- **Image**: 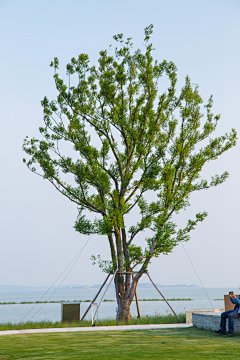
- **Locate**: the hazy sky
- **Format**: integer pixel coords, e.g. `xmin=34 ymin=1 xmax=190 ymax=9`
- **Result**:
xmin=0 ymin=0 xmax=239 ymax=288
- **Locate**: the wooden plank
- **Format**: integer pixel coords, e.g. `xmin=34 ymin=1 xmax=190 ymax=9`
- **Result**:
xmin=146 ymin=271 xmax=180 ymax=321
xmin=132 ymin=273 xmax=140 ymax=318
xmin=224 ymin=295 xmax=239 ymax=311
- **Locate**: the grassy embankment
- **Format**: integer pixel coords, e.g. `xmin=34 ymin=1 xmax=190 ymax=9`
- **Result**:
xmin=0 ymin=328 xmax=239 ymax=359
xmin=0 ymin=313 xmax=186 ymax=331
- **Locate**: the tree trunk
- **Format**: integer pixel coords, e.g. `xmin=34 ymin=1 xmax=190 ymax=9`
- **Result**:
xmin=117 ymin=298 xmax=132 ymax=322
xmin=115 ymin=274 xmax=133 ymax=322
xmin=114 ymin=228 xmax=125 ymax=301
xmin=113 ymin=224 xmax=143 ymax=322
xmin=115 ymin=267 xmax=146 ymax=322
xmin=115 ymin=273 xmax=141 ymax=322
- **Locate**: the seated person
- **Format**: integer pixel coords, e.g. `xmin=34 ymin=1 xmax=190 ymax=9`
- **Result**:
xmin=215 ymin=291 xmax=240 ymax=336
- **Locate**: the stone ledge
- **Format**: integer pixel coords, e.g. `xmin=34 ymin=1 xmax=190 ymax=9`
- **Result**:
xmin=186 ymin=309 xmax=223 ymax=324
xmin=192 ymin=311 xmax=240 ymax=333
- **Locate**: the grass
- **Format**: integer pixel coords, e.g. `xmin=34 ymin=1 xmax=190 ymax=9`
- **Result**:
xmin=0 ymin=327 xmax=240 ymax=359
xmin=0 ymin=298 xmax=192 ymax=305
xmin=0 ymin=313 xmax=186 ymax=331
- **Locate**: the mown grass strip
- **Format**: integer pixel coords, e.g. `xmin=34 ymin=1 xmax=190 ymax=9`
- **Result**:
xmin=0 ymin=327 xmax=239 ymax=359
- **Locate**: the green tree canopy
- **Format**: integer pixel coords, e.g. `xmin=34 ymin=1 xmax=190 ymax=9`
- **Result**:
xmin=23 ymin=25 xmax=237 ymax=321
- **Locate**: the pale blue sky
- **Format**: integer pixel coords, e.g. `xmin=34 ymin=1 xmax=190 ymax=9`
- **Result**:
xmin=0 ymin=0 xmax=239 ymax=287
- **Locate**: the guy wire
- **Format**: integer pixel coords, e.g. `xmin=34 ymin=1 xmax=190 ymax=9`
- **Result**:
xmin=181 ymin=243 xmax=214 ymax=309
xmin=21 ymin=235 xmax=93 ymax=323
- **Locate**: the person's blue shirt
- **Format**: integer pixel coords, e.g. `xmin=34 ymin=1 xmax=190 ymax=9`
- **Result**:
xmin=230 ymin=295 xmax=240 ymax=313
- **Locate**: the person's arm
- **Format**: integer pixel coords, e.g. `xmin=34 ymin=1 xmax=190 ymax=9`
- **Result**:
xmin=230 ymin=296 xmax=240 ymax=305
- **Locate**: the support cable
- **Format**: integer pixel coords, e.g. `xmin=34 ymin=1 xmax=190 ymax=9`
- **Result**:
xmin=181 ymin=243 xmax=214 ymax=309
xmin=20 ymin=235 xmax=93 ymax=323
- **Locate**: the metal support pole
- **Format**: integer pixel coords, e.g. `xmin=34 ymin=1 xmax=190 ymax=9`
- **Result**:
xmin=91 ymin=303 xmax=93 ymax=325
xmin=146 ymin=271 xmax=180 ymax=321
xmin=132 ymin=273 xmax=140 ymax=318
xmin=81 ymin=273 xmax=111 ymax=321
xmin=91 ymin=303 xmax=97 ymax=326
xmin=93 ymin=269 xmax=118 ymax=323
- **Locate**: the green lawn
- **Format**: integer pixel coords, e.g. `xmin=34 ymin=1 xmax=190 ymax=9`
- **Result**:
xmin=0 ymin=327 xmax=239 ymax=359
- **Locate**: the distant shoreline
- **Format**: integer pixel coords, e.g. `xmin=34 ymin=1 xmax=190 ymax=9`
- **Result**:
xmin=0 ymin=283 xmax=200 ymax=292
xmin=0 ymin=298 xmax=193 ymax=305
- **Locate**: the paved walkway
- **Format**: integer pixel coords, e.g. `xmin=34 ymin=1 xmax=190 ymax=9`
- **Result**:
xmin=0 ymin=323 xmax=192 ymax=336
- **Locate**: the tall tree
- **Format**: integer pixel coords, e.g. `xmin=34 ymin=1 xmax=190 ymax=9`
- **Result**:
xmin=23 ymin=25 xmax=237 ymax=321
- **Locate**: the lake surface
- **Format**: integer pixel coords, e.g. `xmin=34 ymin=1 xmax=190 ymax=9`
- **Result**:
xmin=0 ymin=286 xmax=238 ymax=324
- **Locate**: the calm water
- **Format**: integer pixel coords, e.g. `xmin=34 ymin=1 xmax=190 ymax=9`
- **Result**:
xmin=0 ymin=287 xmax=238 ymax=324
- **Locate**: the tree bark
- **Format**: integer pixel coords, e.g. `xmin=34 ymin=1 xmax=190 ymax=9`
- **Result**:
xmin=114 ymin=226 xmax=125 ymax=301
xmin=117 ymin=298 xmax=132 ymax=322
xmin=113 ymin=224 xmax=145 ymax=322
xmin=122 ymin=228 xmax=131 ymax=296
xmin=116 ymin=271 xmax=143 ymax=322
